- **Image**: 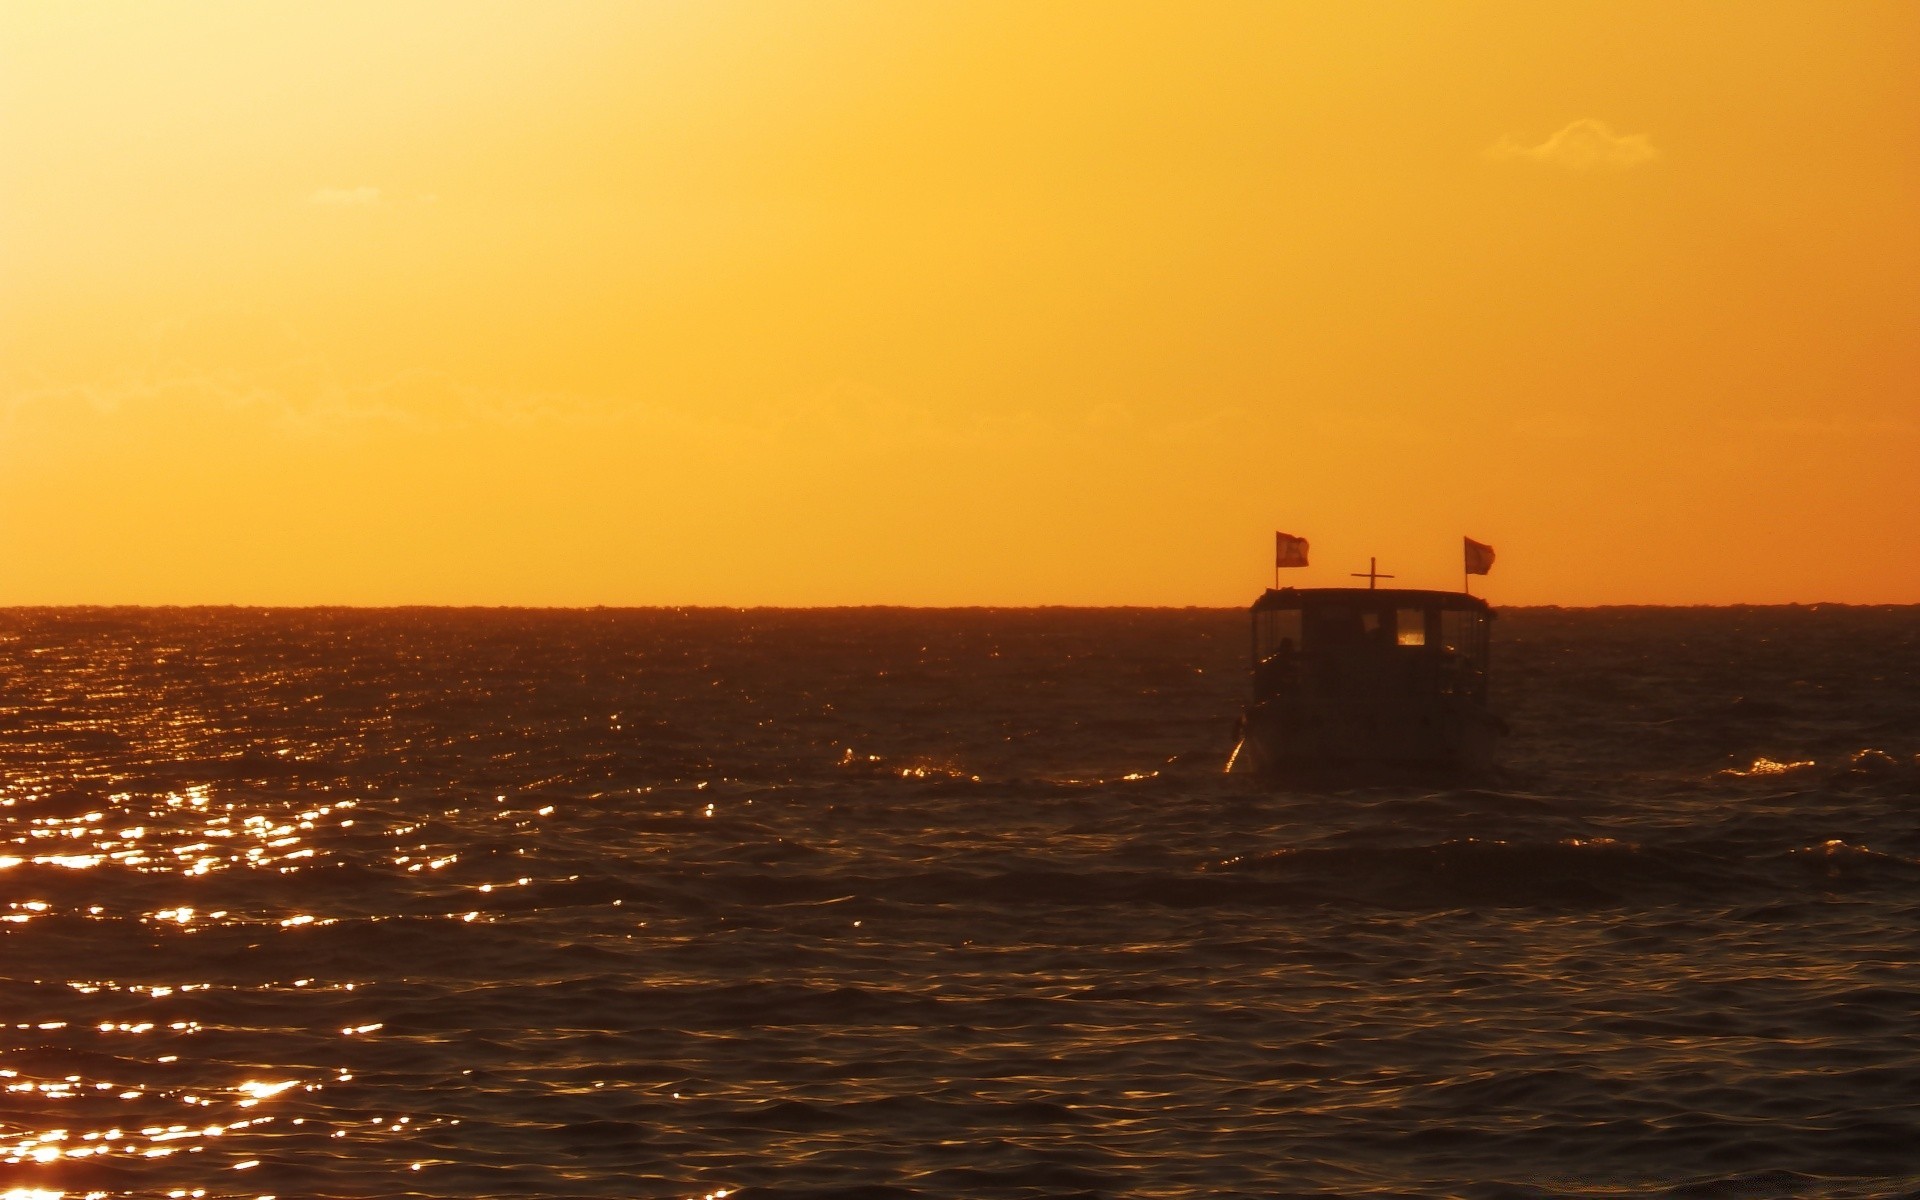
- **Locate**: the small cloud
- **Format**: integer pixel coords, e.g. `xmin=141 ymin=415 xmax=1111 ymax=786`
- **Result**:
xmin=1487 ymin=120 xmax=1657 ymax=171
xmin=308 ymin=185 xmax=383 ymax=207
xmin=1511 ymin=413 xmax=1595 ymax=440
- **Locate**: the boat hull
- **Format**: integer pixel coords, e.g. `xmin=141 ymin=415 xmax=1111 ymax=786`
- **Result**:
xmin=1232 ymin=693 xmax=1501 ymax=779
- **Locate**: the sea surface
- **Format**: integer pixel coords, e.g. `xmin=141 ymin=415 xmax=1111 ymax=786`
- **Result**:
xmin=2 ymin=605 xmax=1918 ymax=1200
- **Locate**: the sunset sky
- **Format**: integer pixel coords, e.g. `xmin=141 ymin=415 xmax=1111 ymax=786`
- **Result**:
xmin=3 ymin=1 xmax=1915 ymax=605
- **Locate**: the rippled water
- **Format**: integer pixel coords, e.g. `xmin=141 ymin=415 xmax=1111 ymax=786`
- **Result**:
xmin=2 ymin=605 xmax=1917 ymax=1199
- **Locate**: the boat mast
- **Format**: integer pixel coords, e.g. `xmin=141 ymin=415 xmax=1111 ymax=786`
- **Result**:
xmin=1350 ymin=558 xmax=1394 ymax=589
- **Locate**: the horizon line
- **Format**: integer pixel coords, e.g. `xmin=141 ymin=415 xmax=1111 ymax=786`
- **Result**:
xmin=0 ymin=600 xmax=1911 ymax=613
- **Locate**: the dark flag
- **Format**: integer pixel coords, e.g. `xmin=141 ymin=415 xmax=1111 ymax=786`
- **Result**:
xmin=1276 ymin=532 xmax=1310 ymax=568
xmin=1464 ymin=537 xmax=1496 ymax=576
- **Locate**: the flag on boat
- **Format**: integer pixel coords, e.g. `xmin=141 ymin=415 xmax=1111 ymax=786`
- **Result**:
xmin=1464 ymin=537 xmax=1496 ymax=575
xmin=1276 ymin=532 xmax=1310 ymax=568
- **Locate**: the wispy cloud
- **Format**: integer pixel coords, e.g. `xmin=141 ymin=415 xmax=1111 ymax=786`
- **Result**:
xmin=1487 ymin=120 xmax=1657 ymax=171
xmin=2 ymin=365 xmax=1254 ymax=461
xmin=1725 ymin=415 xmax=1916 ymax=438
xmin=308 ymin=185 xmax=383 ymax=207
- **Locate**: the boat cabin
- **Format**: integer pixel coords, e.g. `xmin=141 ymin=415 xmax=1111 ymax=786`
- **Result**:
xmin=1251 ymin=586 xmax=1492 ymax=704
xmin=1259 ymin=583 xmax=1497 ymax=687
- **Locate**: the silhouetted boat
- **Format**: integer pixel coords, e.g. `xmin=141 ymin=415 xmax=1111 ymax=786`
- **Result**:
xmin=1228 ymin=585 xmax=1502 ymax=778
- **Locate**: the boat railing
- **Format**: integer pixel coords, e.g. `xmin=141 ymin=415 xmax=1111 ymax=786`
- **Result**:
xmin=1254 ymin=642 xmax=1485 ymax=703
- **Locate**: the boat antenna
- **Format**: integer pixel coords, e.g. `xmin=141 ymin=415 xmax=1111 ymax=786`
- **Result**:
xmin=1350 ymin=557 xmax=1394 ymax=589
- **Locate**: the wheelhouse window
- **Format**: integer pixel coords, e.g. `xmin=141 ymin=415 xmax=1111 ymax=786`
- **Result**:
xmin=1395 ymin=608 xmax=1428 ymax=646
xmin=1441 ymin=609 xmax=1488 ymax=660
xmin=1255 ymin=608 xmax=1302 ymax=659
xmin=1304 ymin=605 xmax=1362 ymax=648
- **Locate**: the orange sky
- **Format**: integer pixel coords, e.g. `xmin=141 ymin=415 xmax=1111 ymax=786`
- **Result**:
xmin=3 ymin=1 xmax=1915 ymax=605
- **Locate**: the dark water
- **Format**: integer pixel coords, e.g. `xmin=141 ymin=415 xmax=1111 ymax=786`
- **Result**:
xmin=2 ymin=605 xmax=1918 ymax=1200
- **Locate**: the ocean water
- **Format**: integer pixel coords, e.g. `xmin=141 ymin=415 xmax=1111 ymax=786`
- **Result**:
xmin=2 ymin=605 xmax=1917 ymax=1200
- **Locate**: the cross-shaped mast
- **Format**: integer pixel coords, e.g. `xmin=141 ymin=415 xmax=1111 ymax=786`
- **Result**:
xmin=1350 ymin=557 xmax=1395 ymax=589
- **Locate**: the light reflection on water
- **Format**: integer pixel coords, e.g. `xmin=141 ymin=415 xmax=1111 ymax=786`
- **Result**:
xmin=0 ymin=769 xmax=458 ymax=1194
xmin=0 ymin=786 xmax=359 ymax=878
